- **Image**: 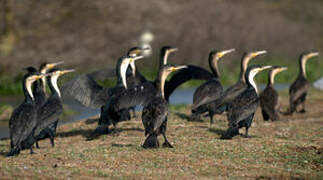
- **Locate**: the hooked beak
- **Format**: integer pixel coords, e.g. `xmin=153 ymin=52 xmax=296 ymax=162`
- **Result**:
xmin=307 ymin=52 xmax=319 ymax=59
xmin=34 ymin=74 xmax=47 ymax=80
xmin=169 ymin=47 xmax=178 ymax=53
xmin=172 ymin=65 xmax=187 ymax=72
xmin=218 ymin=48 xmax=235 ymax=58
xmin=47 ymin=61 xmax=64 ymax=69
xmin=259 ymin=65 xmax=272 ymax=72
xmin=60 ymin=69 xmax=75 ymax=75
xmin=130 ymin=55 xmax=144 ymax=63
xmin=251 ymin=50 xmax=267 ymax=58
xmin=279 ymin=67 xmax=288 ymax=72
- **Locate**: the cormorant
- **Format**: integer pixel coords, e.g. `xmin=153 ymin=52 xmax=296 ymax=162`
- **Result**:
xmin=32 ymin=68 xmax=75 ymax=148
xmin=8 ymin=72 xmax=46 ymax=156
xmin=222 ymin=65 xmax=271 ymax=139
xmin=288 ymin=52 xmax=319 ymax=114
xmin=62 ymin=55 xmax=143 ymax=108
xmin=24 ymin=62 xmax=64 ymax=148
xmin=200 ymin=51 xmax=267 ymax=116
xmin=141 ymin=65 xmax=186 ymax=148
xmin=190 ymin=49 xmax=235 ymax=124
xmin=260 ymin=66 xmax=287 ymax=121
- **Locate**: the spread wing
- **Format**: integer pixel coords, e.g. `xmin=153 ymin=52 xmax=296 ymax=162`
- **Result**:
xmin=61 ymin=74 xmax=111 ymax=108
xmin=164 ymin=65 xmax=214 ymax=101
xmin=112 ymin=82 xmax=156 ymax=111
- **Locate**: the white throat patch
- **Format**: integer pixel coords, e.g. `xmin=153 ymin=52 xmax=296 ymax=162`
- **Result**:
xmin=51 ymin=74 xmax=61 ymax=98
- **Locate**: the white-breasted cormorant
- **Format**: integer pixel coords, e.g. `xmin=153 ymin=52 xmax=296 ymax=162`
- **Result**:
xmin=288 ymin=52 xmax=319 ymax=114
xmin=260 ymin=66 xmax=287 ymax=121
xmin=190 ymin=49 xmax=235 ymax=124
xmin=8 ymin=72 xmax=46 ymax=156
xmin=222 ymin=65 xmax=271 ymax=139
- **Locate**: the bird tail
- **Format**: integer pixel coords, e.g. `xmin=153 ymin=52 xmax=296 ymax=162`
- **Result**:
xmin=142 ymin=134 xmax=159 ymax=148
xmin=221 ymin=127 xmax=239 ymax=140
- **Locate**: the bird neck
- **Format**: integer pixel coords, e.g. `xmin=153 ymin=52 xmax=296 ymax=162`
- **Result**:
xmin=299 ymin=56 xmax=307 ymax=78
xmin=48 ymin=75 xmax=61 ymax=98
xmin=159 ymin=50 xmax=169 ymax=68
xmin=246 ymin=71 xmax=258 ymax=94
xmin=267 ymin=70 xmax=276 ymax=87
xmin=116 ymin=61 xmax=128 ymax=89
xmin=23 ymin=79 xmax=35 ymax=104
xmin=239 ymin=55 xmax=249 ymax=83
xmin=209 ymin=56 xmax=220 ymax=78
xmin=156 ymin=70 xmax=168 ymax=99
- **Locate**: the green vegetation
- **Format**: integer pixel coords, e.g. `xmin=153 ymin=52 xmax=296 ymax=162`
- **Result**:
xmin=0 ymin=93 xmax=322 ymax=179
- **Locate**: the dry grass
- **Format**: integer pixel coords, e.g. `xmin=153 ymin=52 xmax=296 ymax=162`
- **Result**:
xmin=0 ymin=95 xmax=322 ymax=179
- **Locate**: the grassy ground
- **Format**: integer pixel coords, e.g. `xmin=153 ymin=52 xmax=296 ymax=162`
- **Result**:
xmin=0 ymin=90 xmax=322 ymax=179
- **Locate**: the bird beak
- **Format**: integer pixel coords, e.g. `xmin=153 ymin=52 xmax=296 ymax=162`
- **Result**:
xmin=251 ymin=50 xmax=267 ymax=58
xmin=307 ymin=52 xmax=319 ymax=59
xmin=60 ymin=69 xmax=75 ymax=75
xmin=34 ymin=74 xmax=46 ymax=80
xmin=172 ymin=65 xmax=187 ymax=72
xmin=131 ymin=55 xmax=144 ymax=62
xmin=259 ymin=65 xmax=272 ymax=72
xmin=47 ymin=61 xmax=64 ymax=69
xmin=218 ymin=48 xmax=235 ymax=58
xmin=169 ymin=48 xmax=178 ymax=53
xmin=279 ymin=67 xmax=288 ymax=72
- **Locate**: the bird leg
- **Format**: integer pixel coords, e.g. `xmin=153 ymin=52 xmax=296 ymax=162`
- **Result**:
xmin=50 ymin=136 xmax=55 ymax=147
xmin=36 ymin=141 xmax=40 ymax=149
xmin=299 ymin=102 xmax=306 ymax=113
xmin=30 ymin=146 xmax=34 ymax=154
xmin=209 ymin=111 xmax=214 ymax=126
xmin=162 ymin=133 xmax=173 ymax=148
xmin=244 ymin=127 xmax=250 ymax=138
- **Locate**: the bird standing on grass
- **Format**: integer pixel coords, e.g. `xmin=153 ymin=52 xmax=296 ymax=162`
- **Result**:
xmin=141 ymin=65 xmax=187 ymax=148
xmin=190 ymin=49 xmax=235 ymax=124
xmin=222 ymin=65 xmax=271 ymax=139
xmin=260 ymin=66 xmax=287 ymax=121
xmin=288 ymin=52 xmax=319 ymax=114
xmin=8 ymin=72 xmax=46 ymax=156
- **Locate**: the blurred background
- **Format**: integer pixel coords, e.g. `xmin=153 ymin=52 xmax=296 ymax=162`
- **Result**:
xmin=0 ymin=0 xmax=322 ymax=95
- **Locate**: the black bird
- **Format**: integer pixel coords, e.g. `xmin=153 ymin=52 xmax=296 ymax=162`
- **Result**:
xmin=32 ymin=68 xmax=75 ymax=148
xmin=260 ymin=66 xmax=287 ymax=121
xmin=93 ymin=56 xmax=144 ymax=133
xmin=142 ymin=65 xmax=187 ymax=148
xmin=8 ymin=72 xmax=45 ymax=156
xmin=204 ymin=51 xmax=267 ymax=115
xmin=288 ymin=52 xmax=319 ymax=114
xmin=222 ymin=65 xmax=271 ymax=139
xmin=24 ymin=62 xmax=64 ymax=148
xmin=190 ymin=49 xmax=235 ymax=124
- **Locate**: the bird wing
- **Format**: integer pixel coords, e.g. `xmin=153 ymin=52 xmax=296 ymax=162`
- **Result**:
xmin=112 ymin=82 xmax=156 ymax=111
xmin=142 ymin=98 xmax=168 ymax=134
xmin=260 ymin=87 xmax=279 ymax=117
xmin=192 ymin=79 xmax=223 ymax=110
xmin=164 ymin=65 xmax=214 ymax=101
xmin=35 ymin=97 xmax=63 ymax=136
xmin=9 ymin=104 xmax=37 ymax=147
xmin=289 ymin=76 xmax=310 ymax=103
xmin=227 ymin=88 xmax=259 ymax=126
xmin=61 ymin=74 xmax=111 ymax=108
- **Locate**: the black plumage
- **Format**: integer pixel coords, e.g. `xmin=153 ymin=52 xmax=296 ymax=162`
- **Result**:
xmin=222 ymin=65 xmax=271 ymax=139
xmin=24 ymin=62 xmax=63 ymax=148
xmin=288 ymin=52 xmax=319 ymax=114
xmin=8 ymin=72 xmax=45 ymax=156
xmin=205 ymin=51 xmax=267 ymax=115
xmin=190 ymin=49 xmax=235 ymax=124
xmin=260 ymin=66 xmax=287 ymax=121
